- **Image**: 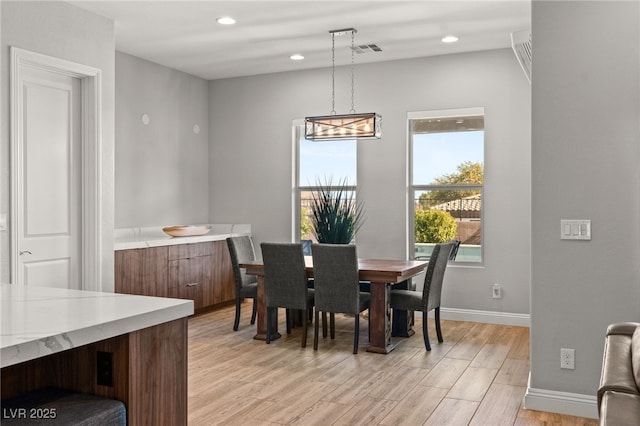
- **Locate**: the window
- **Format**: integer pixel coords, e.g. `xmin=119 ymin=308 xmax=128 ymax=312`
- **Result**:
xmin=293 ymin=124 xmax=357 ymax=242
xmin=409 ymin=108 xmax=484 ymax=263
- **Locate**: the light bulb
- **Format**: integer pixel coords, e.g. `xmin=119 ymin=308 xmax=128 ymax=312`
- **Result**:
xmin=217 ymin=17 xmax=236 ymax=25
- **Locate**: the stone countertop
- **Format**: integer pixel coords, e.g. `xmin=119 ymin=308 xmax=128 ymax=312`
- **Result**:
xmin=0 ymin=284 xmax=194 ymax=368
xmin=114 ymin=224 xmax=251 ymax=250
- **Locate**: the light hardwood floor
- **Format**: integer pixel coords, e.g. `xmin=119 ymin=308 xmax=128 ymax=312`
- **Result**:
xmin=188 ymin=303 xmax=598 ymax=426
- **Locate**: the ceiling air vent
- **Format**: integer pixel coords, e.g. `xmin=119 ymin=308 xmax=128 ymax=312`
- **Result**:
xmin=511 ymin=30 xmax=531 ymax=84
xmin=351 ymin=44 xmax=383 ymax=54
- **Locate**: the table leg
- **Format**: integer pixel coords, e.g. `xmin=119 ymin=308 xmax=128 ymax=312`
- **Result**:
xmin=367 ymin=282 xmax=399 ymax=354
xmin=391 ymin=279 xmax=415 ymax=338
xmin=253 ymin=275 xmax=280 ymax=341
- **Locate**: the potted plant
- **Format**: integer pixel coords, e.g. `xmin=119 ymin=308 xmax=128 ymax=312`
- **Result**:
xmin=309 ymin=177 xmax=365 ymax=244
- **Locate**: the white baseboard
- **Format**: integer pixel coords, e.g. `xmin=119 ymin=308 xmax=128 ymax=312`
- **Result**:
xmin=524 ymin=374 xmax=599 ymax=419
xmin=419 ymin=307 xmax=530 ymax=327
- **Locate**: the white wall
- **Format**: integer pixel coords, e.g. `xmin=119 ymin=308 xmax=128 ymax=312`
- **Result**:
xmin=0 ymin=1 xmax=115 ymax=289
xmin=528 ymin=0 xmax=640 ymax=417
xmin=115 ymin=52 xmax=210 ymax=228
xmin=209 ymin=48 xmax=532 ymax=316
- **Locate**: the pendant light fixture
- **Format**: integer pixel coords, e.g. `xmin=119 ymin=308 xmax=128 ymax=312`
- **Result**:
xmin=305 ymin=28 xmax=382 ymax=141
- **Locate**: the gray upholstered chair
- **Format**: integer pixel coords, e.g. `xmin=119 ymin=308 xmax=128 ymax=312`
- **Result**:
xmin=390 ymin=241 xmax=455 ymax=351
xmin=392 ymin=239 xmax=461 ymax=335
xmin=261 ymin=242 xmax=314 ymax=347
xmin=448 ymin=239 xmax=461 ymax=261
xmin=311 ymin=244 xmax=370 ymax=354
xmin=226 ymin=236 xmax=258 ymax=331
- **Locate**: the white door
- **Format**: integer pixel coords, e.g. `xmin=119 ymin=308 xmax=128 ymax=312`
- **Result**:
xmin=14 ymin=65 xmax=82 ymax=289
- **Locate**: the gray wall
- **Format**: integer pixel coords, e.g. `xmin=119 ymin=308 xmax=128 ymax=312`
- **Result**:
xmin=0 ymin=1 xmax=115 ymax=289
xmin=530 ymin=0 xmax=640 ymax=406
xmin=115 ymin=52 xmax=210 ymax=228
xmin=209 ymin=48 xmax=532 ymax=316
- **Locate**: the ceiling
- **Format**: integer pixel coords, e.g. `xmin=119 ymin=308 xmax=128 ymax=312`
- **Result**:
xmin=69 ymin=0 xmax=531 ymax=80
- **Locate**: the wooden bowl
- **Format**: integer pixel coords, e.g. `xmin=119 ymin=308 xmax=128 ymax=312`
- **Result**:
xmin=162 ymin=225 xmax=211 ymax=237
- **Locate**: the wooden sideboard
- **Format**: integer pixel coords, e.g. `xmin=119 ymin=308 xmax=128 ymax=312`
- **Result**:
xmin=115 ymin=240 xmax=235 ymax=311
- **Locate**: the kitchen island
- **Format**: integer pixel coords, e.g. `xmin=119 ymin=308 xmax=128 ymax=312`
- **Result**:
xmin=1 ymin=284 xmax=193 ymax=425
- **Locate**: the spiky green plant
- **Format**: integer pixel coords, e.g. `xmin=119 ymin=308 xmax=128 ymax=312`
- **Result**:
xmin=309 ymin=177 xmax=365 ymax=244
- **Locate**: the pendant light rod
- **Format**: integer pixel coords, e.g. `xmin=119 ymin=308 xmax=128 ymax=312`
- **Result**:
xmin=350 ymin=29 xmax=355 ymax=114
xmin=331 ymin=30 xmax=336 ymax=114
xmin=329 ymin=28 xmax=357 ymax=115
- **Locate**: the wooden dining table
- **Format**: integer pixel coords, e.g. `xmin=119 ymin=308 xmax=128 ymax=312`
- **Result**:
xmin=239 ymin=256 xmax=428 ymax=354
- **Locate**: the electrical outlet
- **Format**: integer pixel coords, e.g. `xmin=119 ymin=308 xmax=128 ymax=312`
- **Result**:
xmin=561 ymin=348 xmax=575 ymax=370
xmin=492 ymin=284 xmax=502 ymax=299
xmin=97 ymin=351 xmax=114 ymax=386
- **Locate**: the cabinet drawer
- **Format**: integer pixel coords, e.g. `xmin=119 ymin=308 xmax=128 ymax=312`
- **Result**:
xmin=167 ymin=281 xmax=204 ymax=308
xmin=168 ymin=257 xmax=205 ymax=309
xmin=168 ymin=242 xmax=215 ymax=260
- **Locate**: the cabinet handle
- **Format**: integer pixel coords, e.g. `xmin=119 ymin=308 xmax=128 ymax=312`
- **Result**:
xmin=186 ymin=282 xmax=199 ymax=287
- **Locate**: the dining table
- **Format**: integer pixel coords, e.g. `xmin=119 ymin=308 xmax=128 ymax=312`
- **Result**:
xmin=239 ymin=256 xmax=428 ymax=354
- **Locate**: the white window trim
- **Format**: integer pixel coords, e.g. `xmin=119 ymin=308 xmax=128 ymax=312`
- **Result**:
xmin=292 ymin=120 xmax=304 ymax=242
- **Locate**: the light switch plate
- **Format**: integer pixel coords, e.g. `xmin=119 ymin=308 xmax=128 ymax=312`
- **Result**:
xmin=560 ymin=219 xmax=591 ymax=240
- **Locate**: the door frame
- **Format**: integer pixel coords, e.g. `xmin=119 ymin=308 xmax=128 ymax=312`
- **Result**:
xmin=10 ymin=47 xmax=103 ymax=290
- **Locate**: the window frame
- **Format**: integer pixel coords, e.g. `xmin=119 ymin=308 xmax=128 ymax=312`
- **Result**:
xmin=407 ymin=107 xmax=485 ymax=265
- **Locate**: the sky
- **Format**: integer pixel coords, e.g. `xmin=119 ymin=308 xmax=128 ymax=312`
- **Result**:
xmin=298 ymin=130 xmax=483 ymax=186
xmin=299 ymin=138 xmax=357 ymax=185
xmin=412 ymin=131 xmax=484 ymax=184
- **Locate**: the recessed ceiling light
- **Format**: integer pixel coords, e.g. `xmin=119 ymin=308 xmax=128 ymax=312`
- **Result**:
xmin=442 ymin=35 xmax=459 ymax=43
xmin=290 ymin=54 xmax=304 ymax=61
xmin=216 ymin=16 xmax=236 ymax=25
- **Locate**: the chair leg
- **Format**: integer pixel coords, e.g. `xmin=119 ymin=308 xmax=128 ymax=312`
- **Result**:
xmin=322 ymin=312 xmax=328 ymax=338
xmin=301 ymin=312 xmax=308 ymax=348
xmin=422 ymin=311 xmax=431 ymax=351
xmin=233 ymin=298 xmax=241 ymax=331
xmin=313 ymin=309 xmax=320 ymax=350
xmin=435 ymin=307 xmax=443 ymax=343
xmin=353 ymin=314 xmax=360 ymax=354
xmin=330 ymin=313 xmax=336 ymax=339
xmin=250 ymin=298 xmax=257 ymax=325
xmin=266 ymin=307 xmax=272 ymax=344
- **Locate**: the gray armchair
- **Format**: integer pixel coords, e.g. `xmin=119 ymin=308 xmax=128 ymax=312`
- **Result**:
xmin=226 ymin=236 xmax=258 ymax=331
xmin=390 ymin=241 xmax=456 ymax=351
xmin=311 ymin=244 xmax=370 ymax=354
xmin=261 ymin=242 xmax=314 ymax=347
